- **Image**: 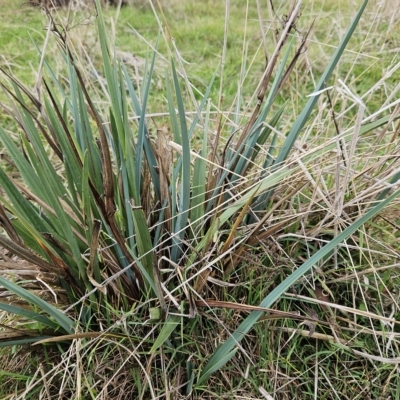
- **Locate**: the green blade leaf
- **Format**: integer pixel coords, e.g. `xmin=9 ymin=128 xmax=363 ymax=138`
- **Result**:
xmin=274 ymin=0 xmax=368 ymax=166
xmin=197 ymin=184 xmax=400 ymax=385
xmin=0 ymin=302 xmax=58 ymax=331
xmin=190 ymin=99 xmax=211 ymax=236
xmin=170 ymin=60 xmax=191 ymax=262
xmin=122 ymin=63 xmax=161 ymax=201
xmin=232 ymin=37 xmax=294 ymax=178
xmin=150 ymin=315 xmax=180 ymax=353
xmin=135 ymin=38 xmax=158 ymax=201
xmin=197 ymin=348 xmax=238 ymax=387
xmin=0 ymin=276 xmax=75 ymax=334
xmin=0 ymin=336 xmax=55 ymax=348
xmin=132 ymin=207 xmax=155 ymax=290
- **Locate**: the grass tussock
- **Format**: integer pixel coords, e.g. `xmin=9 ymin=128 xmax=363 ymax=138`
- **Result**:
xmin=0 ymin=0 xmax=400 ymax=399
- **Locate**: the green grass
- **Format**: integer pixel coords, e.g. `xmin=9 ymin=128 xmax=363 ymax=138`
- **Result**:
xmin=0 ymin=0 xmax=400 ymax=399
xmin=0 ymin=5 xmax=45 ymax=67
xmin=2 ymin=0 xmax=397 ymax=110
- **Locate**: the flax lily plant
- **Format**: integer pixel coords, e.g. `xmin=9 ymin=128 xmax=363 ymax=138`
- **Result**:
xmin=0 ymin=0 xmax=399 ymax=396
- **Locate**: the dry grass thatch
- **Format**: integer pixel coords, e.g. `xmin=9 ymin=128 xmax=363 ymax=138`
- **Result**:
xmin=29 ymin=0 xmax=128 ymax=9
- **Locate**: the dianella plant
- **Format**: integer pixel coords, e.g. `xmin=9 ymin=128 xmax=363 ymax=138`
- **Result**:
xmin=0 ymin=0 xmax=399 ymax=395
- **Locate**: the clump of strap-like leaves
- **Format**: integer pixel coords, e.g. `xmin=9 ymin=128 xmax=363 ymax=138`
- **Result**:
xmin=1 ymin=0 xmax=399 ymax=396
